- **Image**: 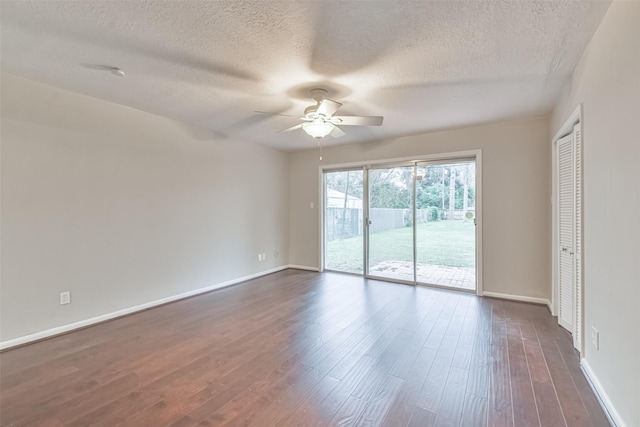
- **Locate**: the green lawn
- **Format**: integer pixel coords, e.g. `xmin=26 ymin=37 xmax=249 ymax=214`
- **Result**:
xmin=326 ymin=221 xmax=475 ymax=273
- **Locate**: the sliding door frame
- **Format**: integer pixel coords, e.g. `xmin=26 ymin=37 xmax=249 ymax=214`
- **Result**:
xmin=319 ymin=149 xmax=483 ymax=296
xmin=413 ymin=158 xmax=478 ymax=293
xmin=321 ymin=167 xmax=367 ymax=276
xmin=364 ymin=161 xmax=418 ymax=286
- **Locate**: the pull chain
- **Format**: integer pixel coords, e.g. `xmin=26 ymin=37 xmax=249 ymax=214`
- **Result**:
xmin=318 ymin=139 xmax=323 ymax=161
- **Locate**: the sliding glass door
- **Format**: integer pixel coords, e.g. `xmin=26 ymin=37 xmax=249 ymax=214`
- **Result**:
xmin=323 ymin=157 xmax=477 ymax=292
xmin=324 ymin=169 xmax=364 ymax=274
xmin=366 ymin=165 xmax=415 ymax=283
xmin=415 ymin=161 xmax=476 ymax=290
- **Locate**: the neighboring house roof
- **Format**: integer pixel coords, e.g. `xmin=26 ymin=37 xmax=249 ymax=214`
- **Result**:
xmin=326 ymin=189 xmax=363 ymax=209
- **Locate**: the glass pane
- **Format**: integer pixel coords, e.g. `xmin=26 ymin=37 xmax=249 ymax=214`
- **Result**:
xmin=324 ymin=170 xmax=364 ymax=273
xmin=415 ymin=161 xmax=476 ymax=290
xmin=367 ymin=166 xmax=415 ymax=282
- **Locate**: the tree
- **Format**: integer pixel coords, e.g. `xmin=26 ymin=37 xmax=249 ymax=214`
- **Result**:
xmin=370 ymin=181 xmax=410 ymax=208
xmin=448 ymin=167 xmax=456 ymax=219
xmin=325 ymin=170 xmax=363 ymax=198
xmin=368 ymin=168 xmax=412 ymax=209
xmin=341 ymin=170 xmax=351 ymax=236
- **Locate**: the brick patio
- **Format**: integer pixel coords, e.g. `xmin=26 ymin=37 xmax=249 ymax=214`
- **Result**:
xmin=369 ymin=260 xmax=476 ymax=290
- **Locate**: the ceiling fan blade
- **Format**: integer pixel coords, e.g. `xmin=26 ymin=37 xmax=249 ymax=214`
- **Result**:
xmin=330 ymin=126 xmax=346 ymax=138
xmin=317 ymin=99 xmax=342 ymax=117
xmin=254 ymin=111 xmax=300 ymax=118
xmin=331 ymin=115 xmax=384 ymax=126
xmin=81 ymin=63 xmax=118 ymax=71
xmin=278 ymin=123 xmax=303 ymax=133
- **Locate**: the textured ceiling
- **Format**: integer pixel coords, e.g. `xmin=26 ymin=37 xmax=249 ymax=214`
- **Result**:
xmin=0 ymin=1 xmax=611 ymax=151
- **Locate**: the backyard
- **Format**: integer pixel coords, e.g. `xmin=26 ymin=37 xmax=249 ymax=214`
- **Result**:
xmin=326 ymin=220 xmax=475 ymax=274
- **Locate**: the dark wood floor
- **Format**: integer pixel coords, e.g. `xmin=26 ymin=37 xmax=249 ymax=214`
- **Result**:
xmin=0 ymin=270 xmax=609 ymax=426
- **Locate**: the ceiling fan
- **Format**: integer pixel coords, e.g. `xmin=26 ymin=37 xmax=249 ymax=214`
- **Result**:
xmin=258 ymin=88 xmax=383 ymax=139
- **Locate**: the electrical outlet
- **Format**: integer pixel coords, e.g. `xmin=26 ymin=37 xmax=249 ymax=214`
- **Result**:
xmin=274 ymin=250 xmax=279 ymax=259
xmin=257 ymin=254 xmax=262 ymax=262
xmin=262 ymin=253 xmax=266 ymax=261
xmin=591 ymin=326 xmax=599 ymax=350
xmin=60 ymin=291 xmax=71 ymax=305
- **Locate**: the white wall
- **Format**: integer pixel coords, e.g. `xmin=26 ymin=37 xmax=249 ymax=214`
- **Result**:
xmin=0 ymin=73 xmax=289 ymax=343
xmin=552 ymin=1 xmax=640 ymax=425
xmin=289 ymin=117 xmax=551 ymax=300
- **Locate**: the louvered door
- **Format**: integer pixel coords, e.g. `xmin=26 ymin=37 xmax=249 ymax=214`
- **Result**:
xmin=557 ymin=134 xmax=575 ymax=333
xmin=573 ymin=124 xmax=583 ymax=351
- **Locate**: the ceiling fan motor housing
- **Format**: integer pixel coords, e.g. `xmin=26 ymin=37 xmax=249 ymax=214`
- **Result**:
xmin=309 ymin=88 xmax=329 ymax=102
xmin=305 ymin=88 xmax=329 ymax=119
xmin=304 ymin=105 xmax=320 ymax=118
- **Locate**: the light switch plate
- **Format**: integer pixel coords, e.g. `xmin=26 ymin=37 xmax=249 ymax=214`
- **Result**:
xmin=60 ymin=291 xmax=71 ymax=305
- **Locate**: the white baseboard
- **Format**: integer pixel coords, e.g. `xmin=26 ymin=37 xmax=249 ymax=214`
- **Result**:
xmin=547 ymin=300 xmax=555 ymax=315
xmin=581 ymin=358 xmax=626 ymax=427
xmin=288 ymin=264 xmax=320 ymax=272
xmin=481 ymin=291 xmax=550 ymax=307
xmin=0 ymin=265 xmax=290 ymax=351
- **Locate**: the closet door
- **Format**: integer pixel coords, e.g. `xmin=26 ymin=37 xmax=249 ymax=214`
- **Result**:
xmin=573 ymin=124 xmax=583 ymax=351
xmin=557 ymin=134 xmax=576 ymax=333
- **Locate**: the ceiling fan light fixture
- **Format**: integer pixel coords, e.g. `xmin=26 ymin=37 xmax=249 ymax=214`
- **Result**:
xmin=302 ymin=120 xmax=334 ymax=139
